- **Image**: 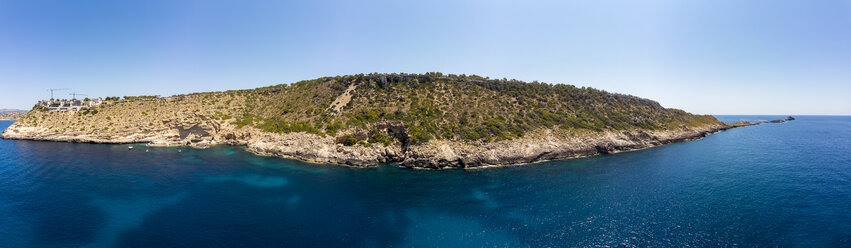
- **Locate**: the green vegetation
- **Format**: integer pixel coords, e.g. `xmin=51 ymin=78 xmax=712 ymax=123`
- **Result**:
xmin=325 ymin=120 xmax=343 ymax=136
xmin=30 ymin=73 xmax=720 ymax=146
xmin=367 ymin=129 xmax=393 ymax=145
xmin=341 ymin=134 xmax=359 ymax=146
xmin=213 ymin=73 xmax=721 ymax=144
xmin=32 ymin=105 xmax=49 ymax=112
xmin=123 ymin=95 xmax=159 ymax=100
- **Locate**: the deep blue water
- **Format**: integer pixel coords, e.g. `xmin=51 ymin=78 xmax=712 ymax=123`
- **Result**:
xmin=0 ymin=116 xmax=849 ymax=247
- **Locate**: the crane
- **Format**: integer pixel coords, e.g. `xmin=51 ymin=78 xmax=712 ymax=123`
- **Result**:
xmin=47 ymin=88 xmax=70 ymax=99
xmin=69 ymin=92 xmax=87 ymax=100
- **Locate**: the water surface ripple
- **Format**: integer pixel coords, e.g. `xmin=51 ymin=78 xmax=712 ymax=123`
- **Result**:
xmin=0 ymin=116 xmax=849 ymax=247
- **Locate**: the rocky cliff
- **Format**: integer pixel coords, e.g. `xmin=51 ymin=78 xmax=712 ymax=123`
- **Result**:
xmin=1 ymin=73 xmax=758 ymax=169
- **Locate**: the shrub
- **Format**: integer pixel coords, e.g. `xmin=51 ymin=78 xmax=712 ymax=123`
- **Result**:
xmin=325 ymin=120 xmax=343 ymax=136
xmin=367 ymin=129 xmax=392 ymax=145
xmin=341 ymin=134 xmax=358 ymax=146
xmin=407 ymin=126 xmax=432 ymax=144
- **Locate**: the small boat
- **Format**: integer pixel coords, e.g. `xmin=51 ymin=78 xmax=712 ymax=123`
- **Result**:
xmin=145 ymin=149 xmax=149 ymax=153
xmin=128 ymin=146 xmax=134 ymax=150
xmin=178 ymin=149 xmax=182 ymax=153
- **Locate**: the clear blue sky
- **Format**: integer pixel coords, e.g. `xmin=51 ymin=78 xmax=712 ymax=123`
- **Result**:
xmin=1 ymin=0 xmax=849 ymax=115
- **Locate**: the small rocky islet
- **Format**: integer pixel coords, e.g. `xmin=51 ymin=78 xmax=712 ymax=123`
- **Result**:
xmin=1 ymin=73 xmax=777 ymax=169
xmin=764 ymin=116 xmax=796 ymax=123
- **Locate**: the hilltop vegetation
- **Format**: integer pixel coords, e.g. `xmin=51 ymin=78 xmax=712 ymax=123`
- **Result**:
xmin=16 ymin=73 xmax=720 ymax=147
xmin=5 ymin=73 xmax=739 ymax=168
xmin=235 ymin=73 xmax=719 ymax=143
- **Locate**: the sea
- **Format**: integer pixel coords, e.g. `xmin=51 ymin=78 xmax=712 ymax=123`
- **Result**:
xmin=0 ymin=116 xmax=848 ymax=247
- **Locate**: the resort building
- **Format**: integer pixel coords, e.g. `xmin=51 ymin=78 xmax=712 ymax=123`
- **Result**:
xmin=38 ymin=98 xmax=103 ymax=111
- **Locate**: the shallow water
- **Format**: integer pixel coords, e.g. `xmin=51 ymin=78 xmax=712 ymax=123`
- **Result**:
xmin=0 ymin=116 xmax=849 ymax=247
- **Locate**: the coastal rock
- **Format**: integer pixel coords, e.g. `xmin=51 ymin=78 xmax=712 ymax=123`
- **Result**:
xmin=0 ymin=73 xmax=766 ymax=169
xmin=1 ymin=119 xmax=750 ymax=169
xmin=726 ymin=121 xmax=759 ymax=128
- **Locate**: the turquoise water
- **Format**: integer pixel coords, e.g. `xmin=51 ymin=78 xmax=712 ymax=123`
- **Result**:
xmin=0 ymin=116 xmax=849 ymax=247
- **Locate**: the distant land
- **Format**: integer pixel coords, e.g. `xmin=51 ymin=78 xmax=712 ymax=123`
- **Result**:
xmin=0 ymin=109 xmax=26 ymax=121
xmin=1 ymin=73 xmax=760 ymax=168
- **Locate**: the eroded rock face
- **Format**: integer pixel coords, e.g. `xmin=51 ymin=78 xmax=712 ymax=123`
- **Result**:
xmin=397 ymin=124 xmax=731 ymax=169
xmin=242 ymin=131 xmax=396 ymax=167
xmin=1 ymin=118 xmax=748 ymax=169
xmin=1 ymin=119 xmax=215 ymax=146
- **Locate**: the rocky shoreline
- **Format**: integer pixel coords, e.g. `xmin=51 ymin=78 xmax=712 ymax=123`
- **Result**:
xmin=1 ymin=119 xmax=760 ymax=169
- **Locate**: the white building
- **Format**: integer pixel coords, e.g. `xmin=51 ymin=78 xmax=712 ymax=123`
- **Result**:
xmin=38 ymin=98 xmax=103 ymax=111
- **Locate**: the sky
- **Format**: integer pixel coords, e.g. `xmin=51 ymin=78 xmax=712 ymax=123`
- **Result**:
xmin=0 ymin=0 xmax=849 ymax=115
